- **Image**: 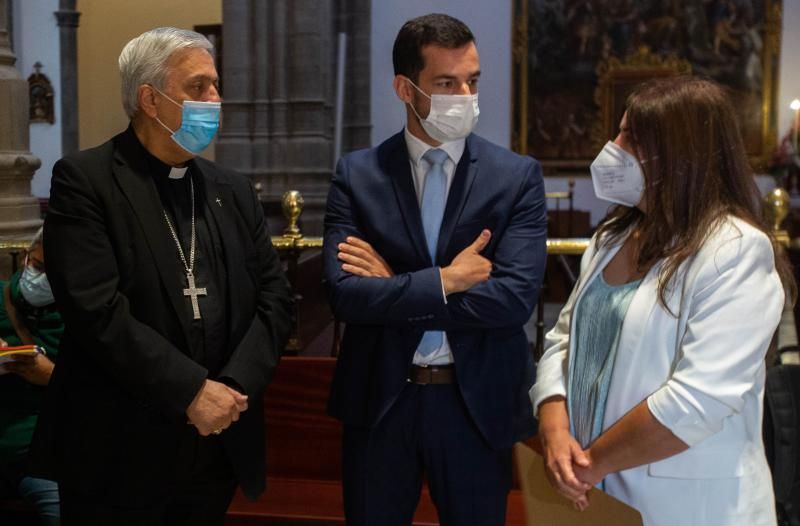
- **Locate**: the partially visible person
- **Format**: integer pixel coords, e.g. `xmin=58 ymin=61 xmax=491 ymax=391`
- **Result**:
xmin=531 ymin=76 xmax=796 ymax=526
xmin=0 ymin=227 xmax=62 ymax=526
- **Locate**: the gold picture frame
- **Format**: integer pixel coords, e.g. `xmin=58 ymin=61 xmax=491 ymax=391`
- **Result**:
xmin=512 ymin=0 xmax=783 ymax=173
xmin=592 ymin=47 xmax=691 ymax=152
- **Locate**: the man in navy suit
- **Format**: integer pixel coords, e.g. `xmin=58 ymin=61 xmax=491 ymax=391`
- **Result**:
xmin=323 ymin=13 xmax=547 ymax=525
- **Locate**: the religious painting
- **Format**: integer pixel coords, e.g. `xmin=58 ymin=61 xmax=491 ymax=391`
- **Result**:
xmin=512 ymin=0 xmax=782 ymax=172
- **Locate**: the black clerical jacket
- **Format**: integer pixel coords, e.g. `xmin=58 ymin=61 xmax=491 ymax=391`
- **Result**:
xmin=30 ymin=127 xmax=292 ymax=504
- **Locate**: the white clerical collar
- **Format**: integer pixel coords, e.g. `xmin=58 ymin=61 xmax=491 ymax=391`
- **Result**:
xmin=168 ymin=166 xmax=189 ymax=179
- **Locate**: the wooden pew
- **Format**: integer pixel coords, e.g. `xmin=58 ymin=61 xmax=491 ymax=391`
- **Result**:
xmin=225 ymin=357 xmax=528 ymax=525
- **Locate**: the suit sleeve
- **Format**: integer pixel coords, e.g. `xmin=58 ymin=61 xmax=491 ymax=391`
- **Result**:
xmin=219 ymin=180 xmax=292 ymax=398
xmin=324 ymin=156 xmax=547 ymax=330
xmin=647 ymin=232 xmax=784 ymax=446
xmin=45 ymin=157 xmax=208 ymax=418
xmin=323 ymin=157 xmax=451 ymax=325
xmin=436 ymin=159 xmax=547 ymax=329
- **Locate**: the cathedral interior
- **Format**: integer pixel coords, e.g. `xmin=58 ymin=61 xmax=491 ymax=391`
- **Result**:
xmin=1 ymin=1 xmax=800 ymax=524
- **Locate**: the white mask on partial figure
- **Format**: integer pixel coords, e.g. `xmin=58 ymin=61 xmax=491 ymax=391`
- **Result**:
xmin=590 ymin=141 xmax=645 ymax=207
xmin=406 ymin=79 xmax=479 ymax=143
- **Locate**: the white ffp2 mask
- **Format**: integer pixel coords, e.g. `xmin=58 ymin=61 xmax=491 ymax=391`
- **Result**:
xmin=590 ymin=141 xmax=645 ymax=207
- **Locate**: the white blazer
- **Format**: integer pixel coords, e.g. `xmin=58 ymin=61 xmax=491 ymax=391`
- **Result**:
xmin=531 ymin=216 xmax=784 ymax=526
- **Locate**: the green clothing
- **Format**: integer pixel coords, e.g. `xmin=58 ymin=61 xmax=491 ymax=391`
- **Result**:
xmin=0 ymin=271 xmax=63 ymax=462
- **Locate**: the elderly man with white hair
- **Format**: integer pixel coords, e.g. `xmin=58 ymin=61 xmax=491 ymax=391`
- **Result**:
xmin=28 ymin=27 xmax=292 ymax=526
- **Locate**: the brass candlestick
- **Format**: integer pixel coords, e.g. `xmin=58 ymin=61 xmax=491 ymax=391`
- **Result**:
xmin=763 ymin=187 xmax=790 ymax=246
xmin=282 ymin=190 xmax=304 ymax=239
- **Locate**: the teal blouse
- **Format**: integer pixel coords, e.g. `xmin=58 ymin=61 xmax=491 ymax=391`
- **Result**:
xmin=567 ymin=272 xmax=641 ymax=449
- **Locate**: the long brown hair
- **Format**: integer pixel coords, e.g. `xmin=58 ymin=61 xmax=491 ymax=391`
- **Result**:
xmin=595 ymin=76 xmax=796 ymax=308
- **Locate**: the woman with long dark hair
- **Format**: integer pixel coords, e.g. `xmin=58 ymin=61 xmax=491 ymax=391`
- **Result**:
xmin=531 ymin=76 xmax=795 ymax=525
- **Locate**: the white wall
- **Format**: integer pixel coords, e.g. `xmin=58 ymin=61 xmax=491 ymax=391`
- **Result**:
xmin=12 ymin=0 xmax=62 ymax=199
xmin=371 ymin=1 xmax=798 ymax=228
xmin=370 ymin=0 xmax=511 ymax=147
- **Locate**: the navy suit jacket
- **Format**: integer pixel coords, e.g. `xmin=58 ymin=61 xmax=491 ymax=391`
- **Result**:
xmin=324 ymin=131 xmax=547 ymax=449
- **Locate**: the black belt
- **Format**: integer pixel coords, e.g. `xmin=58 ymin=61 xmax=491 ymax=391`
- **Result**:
xmin=408 ymin=364 xmax=455 ymax=385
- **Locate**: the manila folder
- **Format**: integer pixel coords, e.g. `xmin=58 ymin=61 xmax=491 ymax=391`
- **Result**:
xmin=514 ymin=442 xmax=643 ymax=526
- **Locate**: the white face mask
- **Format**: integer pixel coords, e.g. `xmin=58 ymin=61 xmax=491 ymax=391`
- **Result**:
xmin=406 ymin=78 xmax=479 ymax=143
xmin=590 ymin=141 xmax=645 ymax=207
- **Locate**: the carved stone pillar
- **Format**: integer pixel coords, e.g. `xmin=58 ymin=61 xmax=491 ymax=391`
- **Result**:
xmin=55 ymin=0 xmax=80 ymax=155
xmin=218 ymin=0 xmax=370 ymax=236
xmin=0 ymin=0 xmax=43 ymax=247
xmin=337 ymin=0 xmax=371 ymax=153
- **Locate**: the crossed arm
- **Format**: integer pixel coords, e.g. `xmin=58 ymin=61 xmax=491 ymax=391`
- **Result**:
xmin=324 ymin=157 xmax=547 ymax=330
xmin=336 ymin=230 xmax=494 ymax=296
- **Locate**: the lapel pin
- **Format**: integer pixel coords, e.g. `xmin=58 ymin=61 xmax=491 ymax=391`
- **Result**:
xmin=215 ymin=197 xmax=223 ymax=207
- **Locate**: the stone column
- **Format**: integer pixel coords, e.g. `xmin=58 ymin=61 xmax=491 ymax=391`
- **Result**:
xmin=0 ymin=0 xmax=43 ymax=246
xmin=54 ymin=0 xmax=80 ymax=155
xmin=218 ymin=0 xmax=370 ymax=235
xmin=337 ymin=0 xmax=371 ymax=153
xmin=277 ymin=0 xmax=333 ymax=234
xmin=218 ymin=0 xmax=332 ymax=235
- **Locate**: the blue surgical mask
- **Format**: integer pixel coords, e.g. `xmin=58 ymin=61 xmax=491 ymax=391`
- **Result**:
xmin=152 ymin=87 xmax=221 ymax=155
xmin=19 ymin=266 xmax=55 ymax=307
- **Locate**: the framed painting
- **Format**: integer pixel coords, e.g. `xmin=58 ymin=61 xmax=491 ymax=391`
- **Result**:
xmin=512 ymin=0 xmax=783 ymax=173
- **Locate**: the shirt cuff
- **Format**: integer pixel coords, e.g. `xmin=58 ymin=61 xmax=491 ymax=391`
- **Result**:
xmin=530 ymin=381 xmax=567 ymax=418
xmin=437 ymin=267 xmax=448 ymax=305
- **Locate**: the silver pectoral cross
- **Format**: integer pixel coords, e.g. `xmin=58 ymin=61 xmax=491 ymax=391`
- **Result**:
xmin=183 ymin=270 xmax=207 ymax=320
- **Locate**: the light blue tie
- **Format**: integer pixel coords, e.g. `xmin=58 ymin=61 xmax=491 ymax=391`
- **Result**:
xmin=417 ymin=148 xmax=449 ymax=357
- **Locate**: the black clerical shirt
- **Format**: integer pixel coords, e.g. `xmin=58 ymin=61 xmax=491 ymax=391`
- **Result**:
xmin=138 ymin=135 xmax=230 ymax=376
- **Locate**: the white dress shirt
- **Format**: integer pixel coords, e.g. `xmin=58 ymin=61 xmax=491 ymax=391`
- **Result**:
xmin=404 ymin=127 xmax=465 ymax=366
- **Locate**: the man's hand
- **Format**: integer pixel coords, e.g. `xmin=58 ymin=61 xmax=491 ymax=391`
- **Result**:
xmin=338 ymin=236 xmax=394 ymax=277
xmin=440 ymin=229 xmax=492 ymax=295
xmin=186 ymin=379 xmax=249 ymax=436
xmin=6 ymin=353 xmax=55 ymax=386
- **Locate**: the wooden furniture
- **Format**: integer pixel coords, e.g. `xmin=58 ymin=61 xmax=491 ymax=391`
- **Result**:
xmin=225 ymin=356 xmax=530 ymax=526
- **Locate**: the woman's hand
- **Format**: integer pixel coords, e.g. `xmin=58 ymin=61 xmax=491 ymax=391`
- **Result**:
xmin=6 ymin=353 xmax=55 ymax=386
xmin=538 ymin=397 xmax=593 ymax=504
xmin=573 ymin=448 xmax=605 ymax=489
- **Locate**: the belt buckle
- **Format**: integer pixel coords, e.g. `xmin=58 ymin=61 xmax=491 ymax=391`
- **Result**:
xmin=408 ymin=364 xmax=431 ymax=385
